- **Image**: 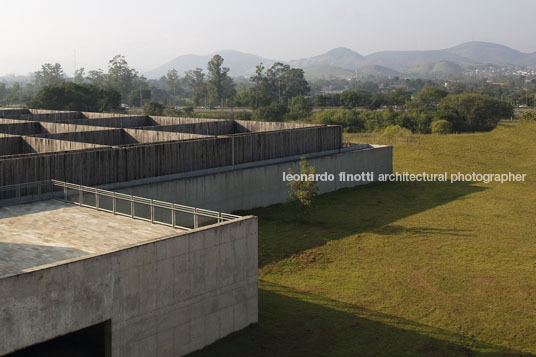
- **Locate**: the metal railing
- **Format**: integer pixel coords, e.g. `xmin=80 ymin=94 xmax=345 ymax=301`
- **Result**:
xmin=0 ymin=180 xmax=241 ymax=231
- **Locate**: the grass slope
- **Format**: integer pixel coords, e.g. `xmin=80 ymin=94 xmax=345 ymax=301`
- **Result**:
xmin=192 ymin=122 xmax=536 ymax=356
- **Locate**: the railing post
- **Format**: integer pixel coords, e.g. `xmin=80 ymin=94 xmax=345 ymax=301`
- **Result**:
xmin=150 ymin=200 xmax=154 ymax=223
xmin=96 ymin=190 xmax=100 ymax=211
xmin=113 ymin=192 xmax=116 ymax=215
xmin=131 ymin=195 xmax=135 ymax=218
xmin=172 ymin=205 xmax=176 ymax=229
xmin=79 ymin=185 xmax=83 ymax=206
xmin=194 ymin=208 xmax=199 ymax=229
xmin=231 ymin=136 xmax=235 ymax=166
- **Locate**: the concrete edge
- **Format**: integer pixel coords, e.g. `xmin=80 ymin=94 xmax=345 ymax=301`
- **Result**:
xmin=98 ymin=144 xmax=393 ymax=191
xmin=0 ymin=215 xmax=257 ymax=280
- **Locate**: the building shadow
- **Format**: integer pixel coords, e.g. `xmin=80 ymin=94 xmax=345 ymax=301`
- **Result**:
xmin=191 ymin=281 xmax=533 ymax=357
xmin=0 ymin=242 xmax=87 ymax=278
xmin=243 ymin=180 xmax=487 ymax=266
xmin=0 ymin=199 xmax=72 ymax=219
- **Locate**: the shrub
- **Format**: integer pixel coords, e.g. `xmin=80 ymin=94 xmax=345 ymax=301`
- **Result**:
xmin=312 ymin=109 xmax=364 ymax=132
xmin=252 ymin=104 xmax=288 ymax=122
xmin=233 ymin=111 xmax=252 ymax=121
xmin=520 ymin=111 xmax=536 ymax=122
xmin=431 ymin=120 xmax=453 ymax=134
xmin=288 ymin=157 xmax=318 ymax=211
xmin=381 ymin=125 xmax=412 ymax=140
xmin=182 ymin=106 xmax=194 ymax=115
xmin=143 ymin=101 xmax=164 ymax=116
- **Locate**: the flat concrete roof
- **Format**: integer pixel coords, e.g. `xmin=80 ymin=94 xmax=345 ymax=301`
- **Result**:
xmin=0 ymin=199 xmax=179 ymax=278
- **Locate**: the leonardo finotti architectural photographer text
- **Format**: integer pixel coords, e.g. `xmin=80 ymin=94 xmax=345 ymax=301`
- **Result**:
xmin=283 ymin=172 xmax=527 ymax=184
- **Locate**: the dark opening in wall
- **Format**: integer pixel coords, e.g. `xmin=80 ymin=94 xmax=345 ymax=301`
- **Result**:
xmin=6 ymin=320 xmax=111 ymax=357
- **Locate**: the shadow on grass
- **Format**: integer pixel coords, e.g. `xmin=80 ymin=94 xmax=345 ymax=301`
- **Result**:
xmin=372 ymin=224 xmax=474 ymax=237
xmin=242 ymin=180 xmax=486 ymax=266
xmin=191 ymin=281 xmax=530 ymax=357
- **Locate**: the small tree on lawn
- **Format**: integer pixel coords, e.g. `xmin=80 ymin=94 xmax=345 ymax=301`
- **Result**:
xmin=288 ymin=157 xmax=318 ymax=217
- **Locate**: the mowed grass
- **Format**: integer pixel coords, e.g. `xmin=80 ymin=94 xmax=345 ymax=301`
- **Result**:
xmin=192 ymin=121 xmax=536 ymax=356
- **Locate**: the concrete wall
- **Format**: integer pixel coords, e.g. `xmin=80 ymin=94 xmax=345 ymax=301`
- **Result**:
xmin=109 ymin=145 xmax=393 ymax=212
xmin=0 ymin=109 xmax=31 ymax=116
xmin=123 ymin=129 xmax=210 ymax=144
xmin=0 ymin=122 xmax=43 ymax=135
xmin=150 ymin=116 xmax=227 ymax=126
xmin=4 ymin=111 xmax=85 ymax=122
xmin=0 ymin=135 xmax=33 ymax=156
xmin=140 ymin=121 xmax=235 ymax=136
xmin=39 ymin=122 xmax=118 ymax=134
xmin=69 ymin=116 xmax=155 ymax=128
xmin=22 ymin=136 xmax=109 ymax=154
xmin=234 ymin=120 xmax=320 ymax=133
xmin=0 ymin=216 xmax=258 ymax=356
xmin=0 ymin=125 xmax=342 ymax=186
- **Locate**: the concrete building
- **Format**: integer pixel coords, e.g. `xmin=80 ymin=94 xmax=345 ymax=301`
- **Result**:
xmin=0 ymin=181 xmax=257 ymax=356
xmin=0 ymin=108 xmax=392 ymax=355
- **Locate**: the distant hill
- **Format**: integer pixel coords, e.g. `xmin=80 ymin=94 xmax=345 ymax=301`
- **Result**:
xmin=362 ymin=50 xmax=475 ymax=72
xmin=442 ymin=41 xmax=527 ymax=65
xmin=144 ymin=49 xmax=276 ymax=78
xmin=146 ymin=42 xmax=536 ymax=79
xmin=302 ymin=65 xmax=354 ymax=80
xmin=356 ymin=65 xmax=400 ymax=77
xmin=289 ymin=47 xmax=364 ymax=71
xmin=405 ymin=61 xmax=465 ymax=77
xmin=514 ymin=52 xmax=536 ymax=68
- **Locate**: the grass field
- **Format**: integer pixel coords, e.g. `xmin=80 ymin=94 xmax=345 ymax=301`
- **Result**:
xmin=192 ymin=121 xmax=536 ymax=356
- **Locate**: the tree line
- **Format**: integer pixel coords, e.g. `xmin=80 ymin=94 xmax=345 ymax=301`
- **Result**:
xmin=0 ymin=53 xmax=520 ymax=133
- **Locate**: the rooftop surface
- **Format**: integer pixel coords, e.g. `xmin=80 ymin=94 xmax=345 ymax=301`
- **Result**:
xmin=0 ymin=199 xmax=179 ymax=278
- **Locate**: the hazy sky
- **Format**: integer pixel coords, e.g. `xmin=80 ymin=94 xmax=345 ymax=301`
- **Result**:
xmin=2 ymin=0 xmax=536 ymax=76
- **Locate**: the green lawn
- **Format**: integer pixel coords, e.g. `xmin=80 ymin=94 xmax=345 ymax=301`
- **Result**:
xmin=192 ymin=121 xmax=536 ymax=356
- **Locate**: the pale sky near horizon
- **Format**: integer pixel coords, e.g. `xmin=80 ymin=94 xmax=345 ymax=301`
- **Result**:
xmin=1 ymin=0 xmax=535 ymax=76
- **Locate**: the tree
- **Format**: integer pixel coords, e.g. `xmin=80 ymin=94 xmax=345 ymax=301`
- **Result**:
xmin=251 ymin=103 xmax=288 ymax=122
xmin=106 ymin=55 xmax=138 ymax=102
xmin=250 ymin=64 xmax=271 ymax=107
xmin=73 ymin=68 xmax=86 ymax=84
xmin=87 ymin=69 xmax=106 ymax=88
xmin=0 ymin=83 xmax=6 ymax=105
xmin=27 ymin=82 xmax=120 ymax=112
xmin=143 ymin=101 xmax=165 ymax=116
xmin=312 ymin=109 xmax=364 ymax=133
xmin=388 ymin=88 xmax=411 ymax=106
xmin=288 ymin=157 xmax=319 ymax=214
xmin=288 ymin=96 xmax=313 ymax=120
xmin=233 ymin=89 xmax=256 ymax=107
xmin=206 ymin=55 xmax=235 ymax=106
xmin=34 ymin=63 xmax=64 ymax=88
xmin=166 ymin=69 xmax=181 ymax=97
xmin=410 ymin=86 xmax=448 ymax=111
xmin=368 ymin=93 xmax=389 ymax=110
xmin=184 ymin=68 xmax=207 ymax=106
xmin=313 ymin=94 xmax=331 ymax=108
xmin=340 ymin=90 xmax=372 ymax=108
xmin=251 ymin=62 xmax=310 ymax=105
xmin=438 ymin=93 xmax=513 ymax=131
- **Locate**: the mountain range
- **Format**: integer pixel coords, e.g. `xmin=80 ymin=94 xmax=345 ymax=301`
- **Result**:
xmin=144 ymin=42 xmax=536 ymax=80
